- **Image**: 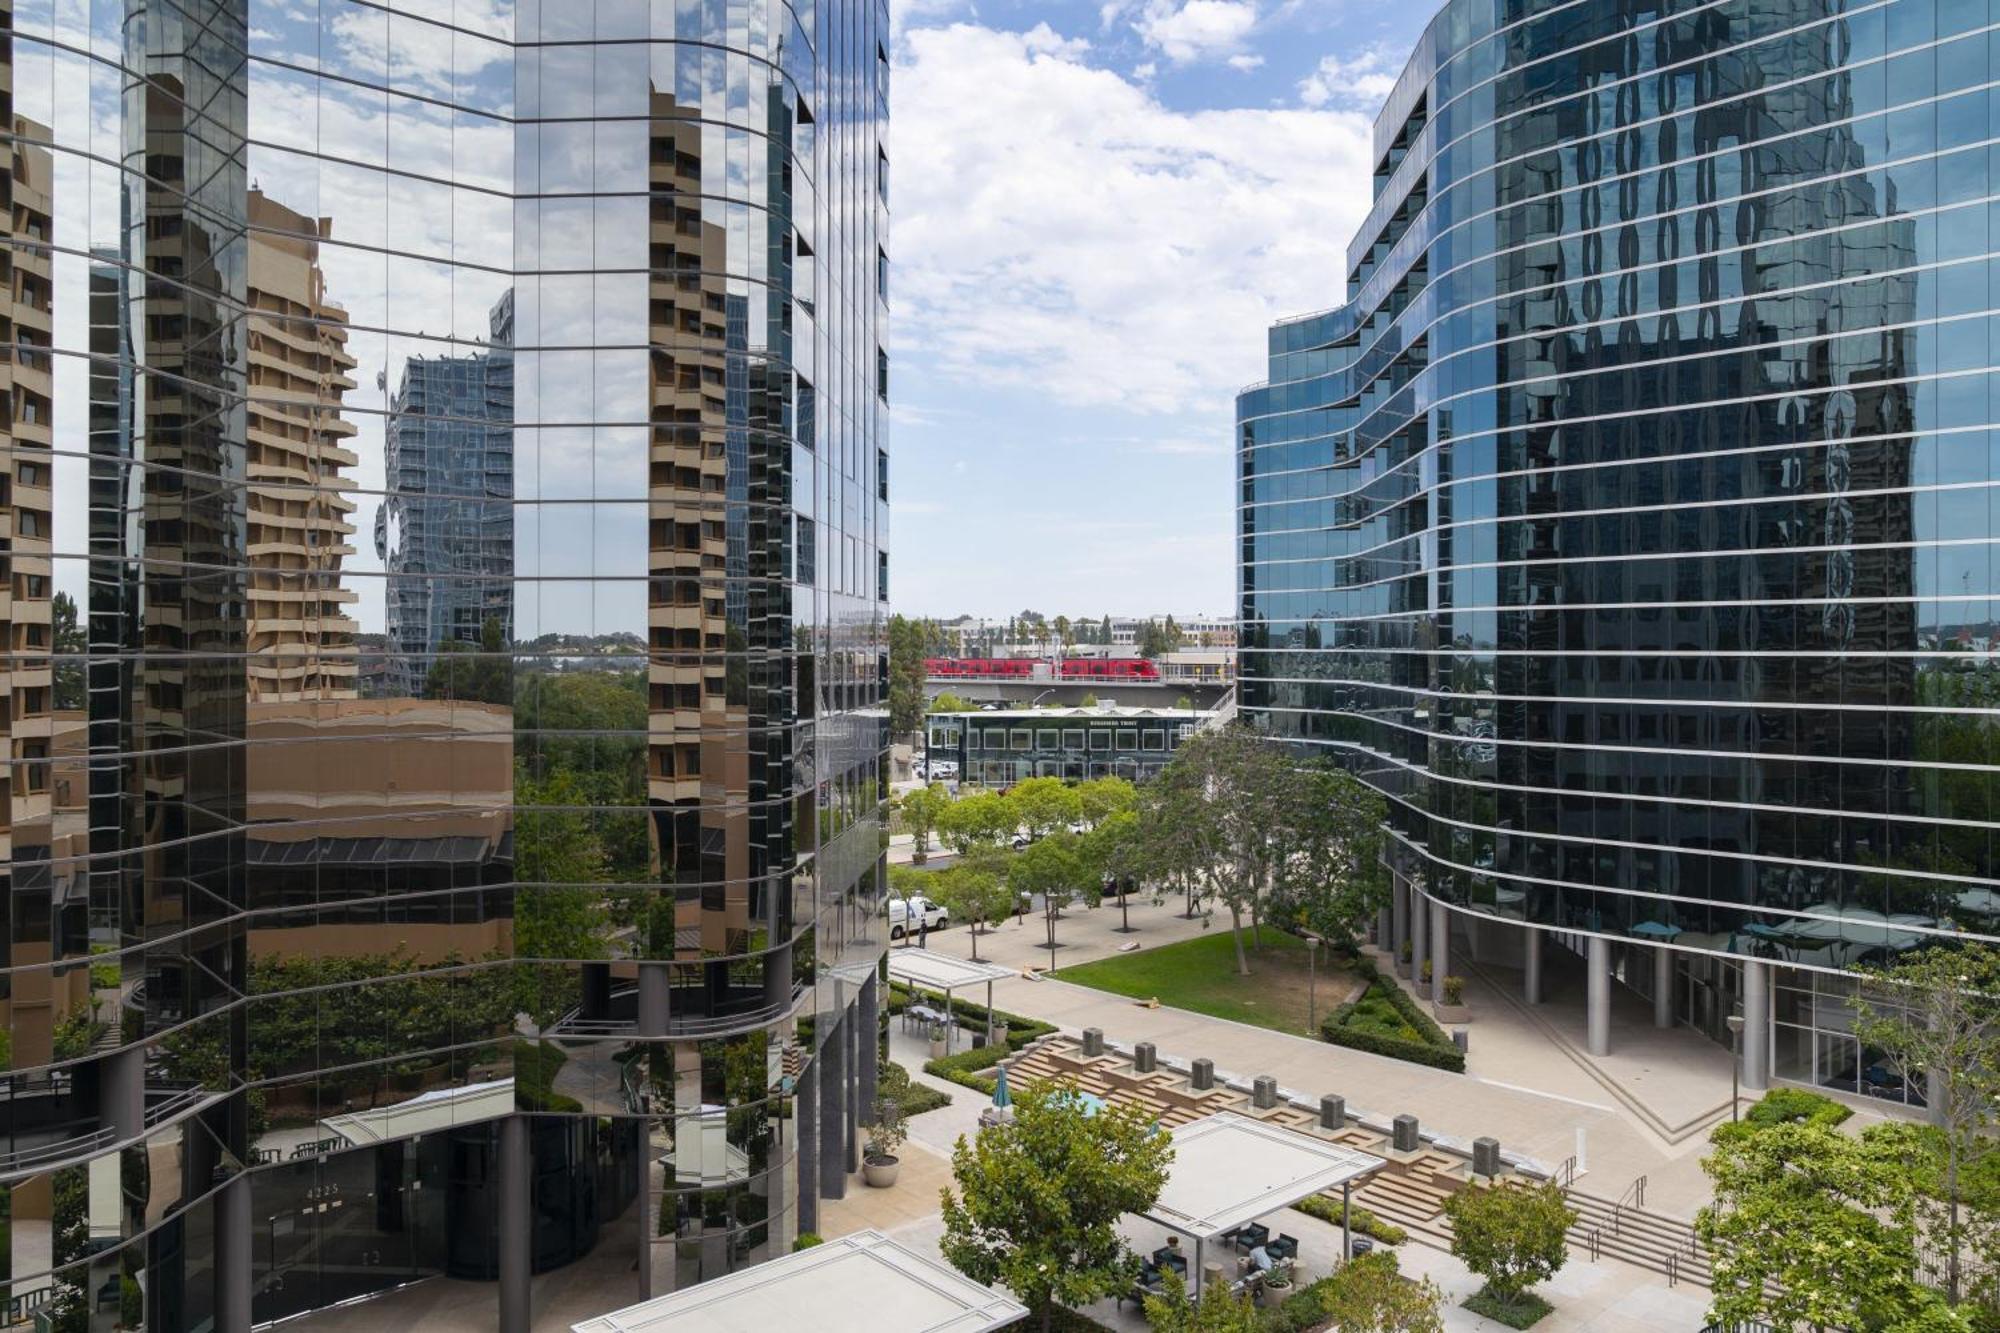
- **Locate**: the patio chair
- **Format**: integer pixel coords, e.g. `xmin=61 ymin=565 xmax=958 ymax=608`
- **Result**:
xmin=1267 ymin=1233 xmax=1299 ymax=1263
xmin=1234 ymin=1222 xmax=1269 ymax=1254
xmin=1118 ymin=1266 xmax=1169 ymax=1311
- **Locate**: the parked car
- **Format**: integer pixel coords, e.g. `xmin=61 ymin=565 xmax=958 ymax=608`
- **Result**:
xmin=887 ymin=894 xmax=949 ymax=940
xmin=928 ymin=759 xmax=959 ymax=779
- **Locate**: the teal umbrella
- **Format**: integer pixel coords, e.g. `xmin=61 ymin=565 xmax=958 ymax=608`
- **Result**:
xmin=992 ymin=1063 xmax=1011 ymax=1110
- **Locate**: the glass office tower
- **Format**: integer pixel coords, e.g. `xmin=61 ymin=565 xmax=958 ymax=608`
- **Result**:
xmin=0 ymin=0 xmax=890 ymax=1328
xmin=1240 ymin=0 xmax=1998 ymax=1101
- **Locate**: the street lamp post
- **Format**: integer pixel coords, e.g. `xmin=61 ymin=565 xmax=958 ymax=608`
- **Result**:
xmin=1725 ymin=1011 xmax=1745 ymax=1122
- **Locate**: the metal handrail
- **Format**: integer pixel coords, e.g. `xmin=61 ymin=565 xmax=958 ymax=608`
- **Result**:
xmin=1611 ymin=1173 xmax=1647 ymax=1236
xmin=0 ymin=1127 xmax=116 ymax=1178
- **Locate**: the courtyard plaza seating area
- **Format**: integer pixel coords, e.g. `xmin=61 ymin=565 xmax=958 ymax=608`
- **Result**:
xmin=1002 ymin=1034 xmax=1474 ymax=1235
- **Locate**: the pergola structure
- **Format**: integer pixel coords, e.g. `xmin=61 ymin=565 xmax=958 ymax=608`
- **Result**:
xmin=884 ymin=948 xmax=1017 ymax=1051
xmin=570 ymin=1228 xmax=1027 ymax=1333
xmin=1142 ymin=1111 xmax=1386 ymax=1293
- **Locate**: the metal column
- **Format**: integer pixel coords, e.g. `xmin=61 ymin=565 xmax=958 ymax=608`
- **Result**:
xmin=857 ymin=974 xmax=880 ymax=1132
xmin=1523 ymin=924 xmax=1542 ymax=1005
xmin=818 ymin=1016 xmax=849 ymax=1200
xmin=1653 ymin=946 xmax=1674 ymax=1029
xmin=1429 ymin=898 xmax=1449 ymax=1006
xmin=1410 ymin=887 xmax=1428 ymax=991
xmin=1390 ymin=877 xmax=1408 ymax=975
xmin=215 ymin=1173 xmax=252 ymax=1333
xmin=796 ymin=1057 xmax=820 ymax=1236
xmin=499 ymin=1116 xmax=532 ymax=1333
xmin=1742 ymin=958 xmax=1770 ymax=1093
xmin=1586 ymin=937 xmax=1611 ymax=1057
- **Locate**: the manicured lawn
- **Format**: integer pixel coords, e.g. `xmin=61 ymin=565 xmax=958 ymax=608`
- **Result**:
xmin=1055 ymin=929 xmax=1361 ymax=1035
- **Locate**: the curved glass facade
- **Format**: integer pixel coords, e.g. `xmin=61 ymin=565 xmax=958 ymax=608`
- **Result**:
xmin=1240 ymin=0 xmax=2000 ymax=996
xmin=0 ymin=0 xmax=888 ymax=1326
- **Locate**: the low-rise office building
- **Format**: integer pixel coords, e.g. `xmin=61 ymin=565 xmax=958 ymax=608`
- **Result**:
xmin=924 ymin=705 xmax=1211 ymax=785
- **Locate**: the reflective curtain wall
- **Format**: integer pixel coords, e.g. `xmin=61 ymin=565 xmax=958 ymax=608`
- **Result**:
xmin=0 ymin=0 xmax=890 ymax=1326
xmin=1240 ymin=0 xmax=2000 ymax=976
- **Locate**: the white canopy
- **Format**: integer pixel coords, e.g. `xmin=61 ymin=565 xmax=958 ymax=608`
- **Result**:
xmin=1144 ymin=1111 xmax=1383 ymax=1242
xmin=885 ymin=948 xmax=1018 ymax=991
xmin=571 ymin=1229 xmax=1026 ymax=1333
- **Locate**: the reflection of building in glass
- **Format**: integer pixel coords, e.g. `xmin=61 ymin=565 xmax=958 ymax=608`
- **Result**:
xmin=0 ymin=0 xmax=886 ymax=1325
xmin=376 ymin=290 xmax=514 ymax=697
xmin=0 ymin=113 xmax=73 ymax=1086
xmin=1240 ymin=0 xmax=1973 ymax=1108
xmin=246 ymin=190 xmax=360 ymax=700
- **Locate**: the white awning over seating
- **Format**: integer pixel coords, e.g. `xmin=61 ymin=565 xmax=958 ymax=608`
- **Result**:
xmin=571 ymin=1229 xmax=1026 ymax=1333
xmin=1144 ymin=1111 xmax=1385 ymax=1242
xmin=884 ymin=948 xmax=1018 ymax=992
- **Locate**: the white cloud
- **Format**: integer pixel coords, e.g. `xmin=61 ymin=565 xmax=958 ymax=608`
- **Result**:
xmin=891 ymin=22 xmax=1373 ymax=416
xmin=1127 ymin=0 xmax=1261 ymax=64
xmin=1297 ymin=47 xmax=1401 ymax=111
xmin=1226 ymin=53 xmax=1265 ymax=71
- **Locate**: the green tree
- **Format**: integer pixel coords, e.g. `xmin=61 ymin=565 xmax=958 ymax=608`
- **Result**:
xmin=1140 ymin=727 xmax=1290 ymax=974
xmin=1698 ymin=1121 xmax=1939 ymax=1330
xmin=1269 ymin=761 xmax=1389 ymax=948
xmin=938 ymin=790 xmax=1017 ymax=855
xmin=930 ymin=692 xmax=978 ymax=713
xmin=932 ymin=851 xmax=1013 ymax=961
xmin=1317 ymin=1250 xmax=1446 ymax=1333
xmin=887 ymin=613 xmax=933 ymax=735
xmin=51 ymin=590 xmax=84 ymax=710
xmin=425 ymin=615 xmax=512 ymax=704
xmin=1855 ymin=942 xmax=2000 ymax=1307
xmin=1010 ymin=775 xmax=1081 ymax=841
xmin=940 ymin=1082 xmax=1174 ymax=1333
xmin=1011 ymin=833 xmax=1097 ymax=962
xmin=1143 ymin=1269 xmax=1261 ymax=1333
xmin=899 ymin=782 xmax=949 ymax=863
xmin=1442 ymin=1181 xmax=1576 ymax=1310
xmin=1075 ymin=776 xmax=1137 ymax=828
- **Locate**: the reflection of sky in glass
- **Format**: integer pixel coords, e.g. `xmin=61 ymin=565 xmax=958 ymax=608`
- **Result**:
xmin=17 ymin=0 xmax=871 ymax=640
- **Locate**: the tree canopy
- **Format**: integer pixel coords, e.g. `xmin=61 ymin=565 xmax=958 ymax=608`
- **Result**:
xmin=941 ymin=1082 xmax=1174 ymax=1332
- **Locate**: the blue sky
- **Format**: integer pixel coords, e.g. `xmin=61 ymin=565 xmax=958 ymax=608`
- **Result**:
xmin=888 ymin=0 xmax=1432 ymax=620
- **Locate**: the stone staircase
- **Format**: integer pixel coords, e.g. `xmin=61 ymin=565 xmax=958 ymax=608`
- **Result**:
xmin=1355 ymin=1168 xmax=1713 ymax=1289
xmin=1002 ymin=1032 xmax=1714 ymax=1290
xmin=1564 ymin=1185 xmax=1712 ymax=1289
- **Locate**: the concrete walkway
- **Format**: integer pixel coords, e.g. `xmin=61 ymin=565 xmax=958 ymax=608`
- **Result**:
xmin=890 ymin=888 xmax=1219 ymax=973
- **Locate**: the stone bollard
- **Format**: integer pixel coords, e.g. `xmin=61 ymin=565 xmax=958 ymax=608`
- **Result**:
xmin=1253 ymin=1076 xmax=1279 ymax=1109
xmin=1473 ymin=1137 xmax=1502 ymax=1178
xmin=1081 ymin=1028 xmax=1105 ymax=1057
xmin=1203 ymin=1262 xmax=1226 ymax=1292
xmin=1392 ymin=1114 xmax=1420 ymax=1153
xmin=1453 ymin=1029 xmax=1469 ymax=1054
xmin=1191 ymin=1058 xmax=1215 ymax=1090
xmin=1320 ymin=1095 xmax=1346 ymax=1131
xmin=1134 ymin=1042 xmax=1157 ymax=1074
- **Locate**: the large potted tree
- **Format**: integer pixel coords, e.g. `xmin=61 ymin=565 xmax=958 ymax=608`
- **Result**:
xmin=864 ymin=1093 xmax=910 ymax=1188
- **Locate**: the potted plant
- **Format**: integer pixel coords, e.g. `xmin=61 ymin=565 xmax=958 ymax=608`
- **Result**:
xmin=1263 ymin=1263 xmax=1293 ymax=1294
xmin=928 ymin=1021 xmax=947 ymax=1059
xmin=863 ymin=1095 xmax=908 ymax=1188
xmin=1443 ymin=975 xmax=1465 ymax=1006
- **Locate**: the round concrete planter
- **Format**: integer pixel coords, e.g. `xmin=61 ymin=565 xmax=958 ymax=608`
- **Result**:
xmin=863 ymin=1156 xmax=900 ymax=1188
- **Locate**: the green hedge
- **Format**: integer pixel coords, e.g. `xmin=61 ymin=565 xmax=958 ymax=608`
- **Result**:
xmin=1319 ymin=958 xmax=1465 ymax=1073
xmin=1746 ymin=1086 xmax=1852 ymax=1130
xmin=925 ymin=1043 xmax=1010 ymax=1094
xmin=1290 ymin=1191 xmax=1406 ymax=1244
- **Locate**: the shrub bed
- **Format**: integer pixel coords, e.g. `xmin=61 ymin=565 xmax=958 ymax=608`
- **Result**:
xmin=1464 ymin=1289 xmax=1554 ymax=1329
xmin=1320 ymin=974 xmax=1465 ymax=1073
xmin=1290 ymin=1192 xmax=1407 ymax=1244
